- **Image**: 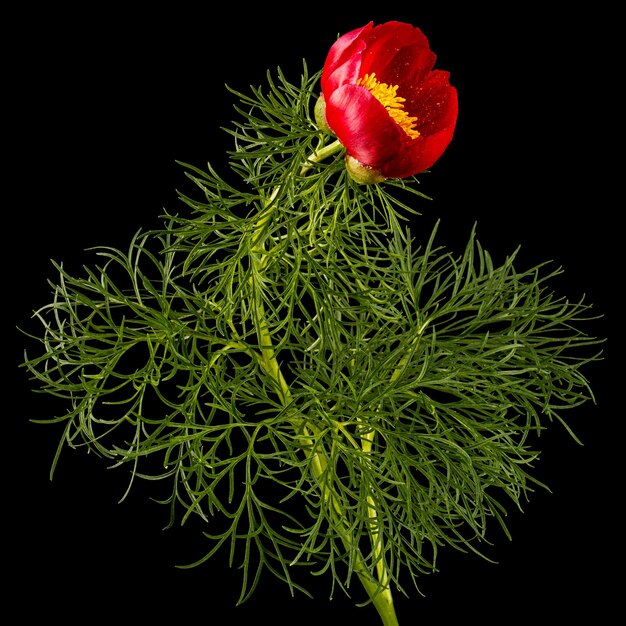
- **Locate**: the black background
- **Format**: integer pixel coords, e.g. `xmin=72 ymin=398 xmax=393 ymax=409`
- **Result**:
xmin=9 ymin=4 xmax=619 ymax=624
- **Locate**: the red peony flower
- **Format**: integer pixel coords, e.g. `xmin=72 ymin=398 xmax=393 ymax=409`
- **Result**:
xmin=318 ymin=21 xmax=458 ymax=182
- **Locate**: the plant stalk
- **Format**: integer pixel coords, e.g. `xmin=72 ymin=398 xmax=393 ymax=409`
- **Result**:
xmin=246 ymin=142 xmax=399 ymax=625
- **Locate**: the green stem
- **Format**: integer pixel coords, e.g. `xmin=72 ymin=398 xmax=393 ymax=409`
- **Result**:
xmin=246 ymin=139 xmax=399 ymax=626
xmin=300 ymin=138 xmax=343 ymax=175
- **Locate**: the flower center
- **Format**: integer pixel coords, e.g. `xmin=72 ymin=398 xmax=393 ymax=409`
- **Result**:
xmin=357 ymin=72 xmax=420 ymax=139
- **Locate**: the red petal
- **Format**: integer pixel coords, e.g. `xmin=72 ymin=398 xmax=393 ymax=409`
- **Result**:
xmin=380 ymin=87 xmax=458 ymax=179
xmin=325 ymin=84 xmax=403 ymax=168
xmin=405 ymin=70 xmax=459 ymax=135
xmin=377 ymin=43 xmax=437 ymax=89
xmin=381 ymin=123 xmax=456 ymax=179
xmin=321 ymin=22 xmax=372 ymax=94
xmin=323 ymin=52 xmax=363 ymax=95
xmin=359 ymin=22 xmax=433 ymax=80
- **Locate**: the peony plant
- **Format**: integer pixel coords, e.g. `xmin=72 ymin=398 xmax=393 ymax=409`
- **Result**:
xmin=21 ymin=20 xmax=601 ymax=626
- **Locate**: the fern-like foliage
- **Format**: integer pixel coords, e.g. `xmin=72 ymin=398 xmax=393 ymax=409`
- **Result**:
xmin=22 ymin=64 xmax=601 ymax=611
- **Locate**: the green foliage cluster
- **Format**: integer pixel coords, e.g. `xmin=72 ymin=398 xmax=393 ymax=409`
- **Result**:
xmin=22 ymin=64 xmax=601 ymax=612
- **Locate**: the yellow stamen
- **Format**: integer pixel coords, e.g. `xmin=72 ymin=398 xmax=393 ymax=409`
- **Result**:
xmin=357 ymin=72 xmax=420 ymax=139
